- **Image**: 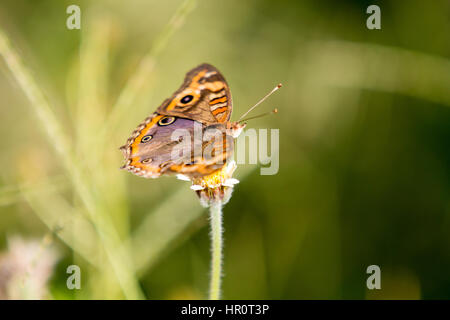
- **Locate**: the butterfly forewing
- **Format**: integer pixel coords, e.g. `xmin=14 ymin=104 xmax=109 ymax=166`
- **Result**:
xmin=156 ymin=64 xmax=233 ymax=125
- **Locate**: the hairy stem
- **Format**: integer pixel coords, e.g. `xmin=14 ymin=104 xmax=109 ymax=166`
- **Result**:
xmin=208 ymin=200 xmax=224 ymax=300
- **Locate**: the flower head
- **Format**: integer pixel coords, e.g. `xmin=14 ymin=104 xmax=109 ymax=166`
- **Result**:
xmin=178 ymin=160 xmax=239 ymax=207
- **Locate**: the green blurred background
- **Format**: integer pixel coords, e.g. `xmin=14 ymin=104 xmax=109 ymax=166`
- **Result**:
xmin=0 ymin=0 xmax=449 ymax=299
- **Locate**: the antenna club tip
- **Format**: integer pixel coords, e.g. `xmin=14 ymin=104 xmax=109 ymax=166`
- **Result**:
xmin=277 ymin=83 xmax=282 ymax=88
xmin=273 ymin=108 xmax=278 ymax=113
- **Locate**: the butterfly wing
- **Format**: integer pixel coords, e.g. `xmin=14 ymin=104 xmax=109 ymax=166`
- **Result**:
xmin=156 ymin=64 xmax=233 ymax=125
xmin=120 ymin=114 xmax=233 ymax=179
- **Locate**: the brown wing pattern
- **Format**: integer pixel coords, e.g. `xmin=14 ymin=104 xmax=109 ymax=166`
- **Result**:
xmin=120 ymin=63 xmax=235 ymax=179
xmin=120 ymin=114 xmax=234 ymax=179
xmin=156 ymin=64 xmax=233 ymax=125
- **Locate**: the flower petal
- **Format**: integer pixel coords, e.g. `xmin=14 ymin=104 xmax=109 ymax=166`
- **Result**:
xmin=223 ymin=178 xmax=239 ymax=187
xmin=176 ymin=174 xmax=191 ymax=181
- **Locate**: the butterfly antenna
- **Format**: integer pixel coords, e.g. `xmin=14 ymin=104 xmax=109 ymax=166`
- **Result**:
xmin=238 ymin=83 xmax=282 ymax=122
xmin=239 ymin=108 xmax=278 ymax=123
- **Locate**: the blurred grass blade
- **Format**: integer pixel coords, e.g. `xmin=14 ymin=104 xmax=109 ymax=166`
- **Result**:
xmin=75 ymin=15 xmax=111 ymax=158
xmin=0 ymin=29 xmax=71 ymax=160
xmin=305 ymin=41 xmax=450 ymax=107
xmin=74 ymin=13 xmax=132 ymax=240
xmin=105 ymin=0 xmax=197 ymax=133
xmin=0 ymin=27 xmax=144 ymax=300
xmin=19 ymin=182 xmax=103 ymax=267
xmin=131 ymin=186 xmax=205 ymax=274
xmin=0 ymin=177 xmax=65 ymax=207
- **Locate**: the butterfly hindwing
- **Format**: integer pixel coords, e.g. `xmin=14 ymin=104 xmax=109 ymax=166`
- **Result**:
xmin=120 ymin=113 xmax=234 ymax=179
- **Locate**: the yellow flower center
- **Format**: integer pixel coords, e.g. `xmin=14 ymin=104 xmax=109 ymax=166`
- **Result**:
xmin=194 ymin=166 xmax=229 ymax=189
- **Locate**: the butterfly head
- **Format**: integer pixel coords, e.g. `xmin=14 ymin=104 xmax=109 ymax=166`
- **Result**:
xmin=227 ymin=122 xmax=246 ymax=139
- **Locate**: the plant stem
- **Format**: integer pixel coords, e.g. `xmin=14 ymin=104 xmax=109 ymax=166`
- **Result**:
xmin=208 ymin=199 xmax=224 ymax=300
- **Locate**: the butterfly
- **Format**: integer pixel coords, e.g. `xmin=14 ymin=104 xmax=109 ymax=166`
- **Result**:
xmin=120 ymin=64 xmax=247 ymax=180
